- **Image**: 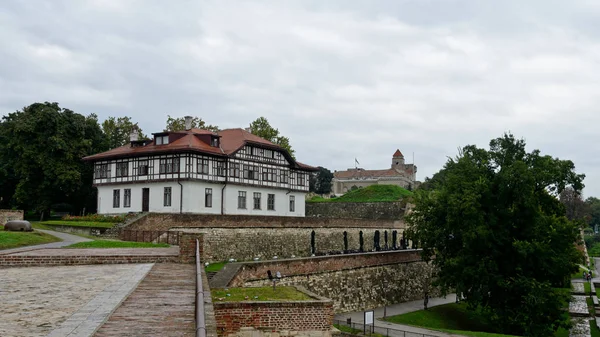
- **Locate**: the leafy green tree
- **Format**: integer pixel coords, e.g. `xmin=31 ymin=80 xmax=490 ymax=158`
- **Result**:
xmin=586 ymin=197 xmax=600 ymax=228
xmin=309 ymin=167 xmax=334 ymax=194
xmin=164 ymin=115 xmax=219 ymax=132
xmin=101 ymin=116 xmax=147 ymax=149
xmin=406 ymin=133 xmax=583 ymax=337
xmin=248 ymin=117 xmax=295 ymax=159
xmin=0 ymin=102 xmax=107 ymax=216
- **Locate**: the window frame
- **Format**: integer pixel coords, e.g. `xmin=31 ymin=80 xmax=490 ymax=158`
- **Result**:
xmin=238 ymin=191 xmax=247 ymax=209
xmin=197 ymin=158 xmax=209 ymax=174
xmin=164 ymin=187 xmax=172 ymax=207
xmin=253 ymin=192 xmax=261 ymax=210
xmin=159 ymin=157 xmax=180 ymax=174
xmin=289 ymin=195 xmax=295 ymax=212
xmin=124 ymin=189 xmax=131 ymax=208
xmin=205 ymin=188 xmax=213 ymax=208
xmin=116 ymin=162 xmax=129 ymax=178
xmin=113 ymin=189 xmax=120 ymax=208
xmin=267 ymin=193 xmax=275 ymax=211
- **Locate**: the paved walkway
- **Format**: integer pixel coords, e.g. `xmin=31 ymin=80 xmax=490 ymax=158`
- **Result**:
xmin=0 ymin=263 xmax=153 ymax=337
xmin=0 ymin=229 xmax=92 ymax=255
xmin=9 ymin=247 xmax=180 ymax=256
xmin=94 ymin=263 xmax=196 ymax=337
xmin=335 ymin=294 xmax=458 ymax=337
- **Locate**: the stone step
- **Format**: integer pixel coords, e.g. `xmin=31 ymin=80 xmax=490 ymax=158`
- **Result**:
xmin=209 ymin=263 xmax=242 ymax=288
xmin=207 ymin=271 xmax=218 ymax=280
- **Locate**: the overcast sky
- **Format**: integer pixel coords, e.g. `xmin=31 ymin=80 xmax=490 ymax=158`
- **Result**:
xmin=2 ymin=0 xmax=600 ymax=196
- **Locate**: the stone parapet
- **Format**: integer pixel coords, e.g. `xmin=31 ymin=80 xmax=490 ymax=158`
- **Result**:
xmin=306 ymin=202 xmax=405 ymax=220
xmin=0 ymin=255 xmax=178 ymax=268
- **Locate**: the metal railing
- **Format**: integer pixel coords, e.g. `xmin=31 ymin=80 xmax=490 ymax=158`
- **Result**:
xmin=121 ymin=230 xmax=180 ymax=245
xmin=196 ymin=239 xmax=206 ymax=337
xmin=333 ymin=319 xmax=439 ymax=337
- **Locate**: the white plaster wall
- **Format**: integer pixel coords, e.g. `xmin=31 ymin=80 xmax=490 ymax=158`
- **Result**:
xmin=97 ymin=182 xmax=181 ymax=214
xmin=222 ymin=185 xmax=305 ymax=217
xmin=181 ymin=181 xmax=223 ymax=214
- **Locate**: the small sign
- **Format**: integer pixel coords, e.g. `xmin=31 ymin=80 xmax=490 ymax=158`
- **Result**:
xmin=364 ymin=310 xmax=374 ymax=325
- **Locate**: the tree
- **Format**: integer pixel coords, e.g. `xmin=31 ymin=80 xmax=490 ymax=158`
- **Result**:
xmin=406 ymin=133 xmax=584 ymax=337
xmin=248 ymin=117 xmax=295 ymax=159
xmin=0 ymin=102 xmax=107 ymax=216
xmin=559 ymin=186 xmax=590 ymax=224
xmin=164 ymin=115 xmax=219 ymax=132
xmin=101 ymin=116 xmax=147 ymax=149
xmin=586 ymin=197 xmax=600 ymax=228
xmin=309 ymin=167 xmax=334 ymax=194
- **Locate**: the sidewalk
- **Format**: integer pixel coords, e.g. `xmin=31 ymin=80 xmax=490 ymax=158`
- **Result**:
xmin=335 ymin=294 xmax=458 ymax=337
xmin=0 ymin=229 xmax=92 ymax=255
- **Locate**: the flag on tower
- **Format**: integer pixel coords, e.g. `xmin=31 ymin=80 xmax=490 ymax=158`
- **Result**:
xmin=355 ymin=158 xmax=360 ymax=166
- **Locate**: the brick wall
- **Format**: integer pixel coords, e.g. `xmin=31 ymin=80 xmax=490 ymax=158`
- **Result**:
xmin=306 ymin=202 xmax=406 ymax=220
xmin=214 ymin=288 xmax=333 ymax=337
xmin=179 ymin=233 xmax=204 ymax=263
xmin=0 ymin=255 xmax=178 ymax=268
xmin=0 ymin=209 xmax=24 ymax=225
xmin=229 ymin=250 xmax=421 ymax=286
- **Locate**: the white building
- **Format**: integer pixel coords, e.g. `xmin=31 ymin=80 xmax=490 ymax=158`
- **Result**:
xmin=83 ymin=118 xmax=317 ymax=216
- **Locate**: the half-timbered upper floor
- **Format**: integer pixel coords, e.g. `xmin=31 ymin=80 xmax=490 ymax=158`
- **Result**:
xmin=83 ymin=126 xmax=317 ymax=192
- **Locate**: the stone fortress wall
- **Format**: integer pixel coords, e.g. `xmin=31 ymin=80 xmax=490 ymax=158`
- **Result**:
xmin=0 ymin=209 xmax=23 ymax=225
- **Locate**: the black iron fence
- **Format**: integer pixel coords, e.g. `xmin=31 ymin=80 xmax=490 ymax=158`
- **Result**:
xmin=333 ymin=319 xmax=439 ymax=337
xmin=121 ymin=230 xmax=180 ymax=245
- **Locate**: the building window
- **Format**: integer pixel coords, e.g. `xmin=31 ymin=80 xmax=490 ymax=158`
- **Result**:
xmin=95 ymin=163 xmax=109 ymax=179
xmin=211 ymin=137 xmax=219 ymax=147
xmin=297 ymin=173 xmax=305 ymax=186
xmin=280 ymin=170 xmax=289 ymax=184
xmin=197 ymin=158 xmax=209 ymax=174
xmin=267 ymin=194 xmax=275 ymax=211
xmin=229 ymin=163 xmax=240 ymax=178
xmin=164 ymin=187 xmax=172 ymax=207
xmin=290 ymin=172 xmax=296 ymax=186
xmin=124 ymin=189 xmax=131 ymax=208
xmin=253 ymin=192 xmax=261 ymax=210
xmin=116 ymin=162 xmax=129 ymax=177
xmin=238 ymin=191 xmax=247 ymax=209
xmin=159 ymin=158 xmax=179 ymax=174
xmin=264 ymin=149 xmax=274 ymax=159
xmin=113 ymin=189 xmax=120 ymax=208
xmin=214 ymin=161 xmax=226 ymax=177
xmin=205 ymin=188 xmax=212 ymax=208
xmin=138 ymin=160 xmax=149 ymax=176
xmin=289 ymin=195 xmax=295 ymax=212
xmin=243 ymin=165 xmax=259 ymax=180
xmin=155 ymin=135 xmax=169 ymax=145
xmin=262 ymin=168 xmax=276 ymax=182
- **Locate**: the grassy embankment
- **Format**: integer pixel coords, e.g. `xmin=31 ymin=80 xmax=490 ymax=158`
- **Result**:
xmin=384 ymin=302 xmax=572 ymax=337
xmin=40 ymin=220 xmax=116 ymax=228
xmin=0 ymin=231 xmax=62 ymax=250
xmin=211 ymin=286 xmax=311 ymax=302
xmin=307 ymin=185 xmax=412 ymax=203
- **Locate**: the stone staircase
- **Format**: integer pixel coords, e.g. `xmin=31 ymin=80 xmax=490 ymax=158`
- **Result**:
xmin=208 ymin=263 xmax=243 ymax=289
xmin=101 ymin=212 xmax=149 ymax=238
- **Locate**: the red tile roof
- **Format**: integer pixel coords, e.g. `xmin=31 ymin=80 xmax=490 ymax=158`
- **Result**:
xmin=393 ymin=149 xmax=404 ymax=157
xmin=83 ymin=127 xmax=318 ymax=171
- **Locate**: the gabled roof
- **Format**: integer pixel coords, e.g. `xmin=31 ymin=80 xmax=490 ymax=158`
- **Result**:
xmin=393 ymin=149 xmax=404 ymax=157
xmin=82 ymin=127 xmax=318 ymax=171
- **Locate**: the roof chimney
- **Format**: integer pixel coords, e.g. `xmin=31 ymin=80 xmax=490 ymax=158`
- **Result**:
xmin=129 ymin=127 xmax=139 ymax=142
xmin=184 ymin=116 xmax=193 ymax=130
xmin=245 ymin=127 xmax=251 ymax=132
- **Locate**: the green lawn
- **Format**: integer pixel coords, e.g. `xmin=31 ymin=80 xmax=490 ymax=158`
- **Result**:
xmin=0 ymin=230 xmax=62 ymax=250
xmin=211 ymin=286 xmax=312 ymax=302
xmin=307 ymin=185 xmax=412 ymax=203
xmin=585 ymin=282 xmax=592 ymax=295
xmin=591 ymin=320 xmax=600 ymax=337
xmin=383 ymin=303 xmax=570 ymax=337
xmin=40 ymin=221 xmax=115 ymax=228
xmin=67 ymin=240 xmax=170 ymax=248
xmin=205 ymin=261 xmax=227 ymax=272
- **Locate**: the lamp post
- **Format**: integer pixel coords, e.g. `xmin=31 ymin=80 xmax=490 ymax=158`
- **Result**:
xmin=383 ymin=280 xmax=389 ymax=319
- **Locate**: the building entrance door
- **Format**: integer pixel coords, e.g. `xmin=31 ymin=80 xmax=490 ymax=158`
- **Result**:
xmin=142 ymin=188 xmax=150 ymax=212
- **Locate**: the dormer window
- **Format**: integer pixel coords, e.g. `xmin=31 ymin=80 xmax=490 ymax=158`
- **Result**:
xmin=155 ymin=135 xmax=169 ymax=145
xmin=211 ymin=137 xmax=219 ymax=147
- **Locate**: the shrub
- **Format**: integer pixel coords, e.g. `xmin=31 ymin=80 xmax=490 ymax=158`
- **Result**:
xmin=61 ymin=214 xmax=128 ymax=223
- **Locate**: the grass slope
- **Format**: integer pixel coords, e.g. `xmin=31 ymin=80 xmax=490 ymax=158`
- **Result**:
xmin=205 ymin=261 xmax=227 ymax=272
xmin=384 ymin=302 xmax=569 ymax=337
xmin=40 ymin=221 xmax=115 ymax=228
xmin=67 ymin=240 xmax=170 ymax=248
xmin=211 ymin=286 xmax=312 ymax=302
xmin=0 ymin=231 xmax=62 ymax=250
xmin=308 ymin=185 xmax=412 ymax=203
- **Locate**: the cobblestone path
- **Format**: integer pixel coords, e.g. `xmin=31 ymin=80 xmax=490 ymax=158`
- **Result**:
xmin=0 ymin=264 xmax=152 ymax=337
xmin=94 ymin=263 xmax=196 ymax=337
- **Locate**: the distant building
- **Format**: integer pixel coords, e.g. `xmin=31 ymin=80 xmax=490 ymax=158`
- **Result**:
xmin=83 ymin=117 xmax=317 ymax=216
xmin=332 ymin=150 xmax=417 ymax=195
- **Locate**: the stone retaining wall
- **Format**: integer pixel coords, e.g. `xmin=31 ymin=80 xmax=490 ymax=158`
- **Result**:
xmin=229 ymin=250 xmax=421 ymax=287
xmin=214 ymin=287 xmax=333 ymax=337
xmin=0 ymin=209 xmax=23 ymax=225
xmin=0 ymin=255 xmax=178 ymax=268
xmin=306 ymin=202 xmax=405 ymax=220
xmin=178 ymin=227 xmax=410 ymax=263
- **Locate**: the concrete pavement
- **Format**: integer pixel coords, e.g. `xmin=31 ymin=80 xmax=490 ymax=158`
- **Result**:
xmin=335 ymin=294 xmax=459 ymax=337
xmin=0 ymin=229 xmax=92 ymax=255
